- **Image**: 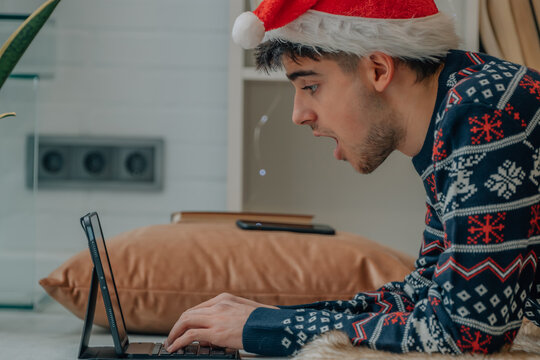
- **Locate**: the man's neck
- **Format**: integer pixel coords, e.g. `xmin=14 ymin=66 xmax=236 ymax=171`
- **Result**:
xmin=389 ymin=64 xmax=444 ymax=157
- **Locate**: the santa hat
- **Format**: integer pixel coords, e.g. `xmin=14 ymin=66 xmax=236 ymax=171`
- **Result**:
xmin=232 ymin=0 xmax=459 ymax=61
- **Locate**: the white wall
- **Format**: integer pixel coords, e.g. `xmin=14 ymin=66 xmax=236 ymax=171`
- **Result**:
xmin=0 ymin=0 xmax=230 ymax=301
xmin=0 ymin=0 xmax=479 ymax=304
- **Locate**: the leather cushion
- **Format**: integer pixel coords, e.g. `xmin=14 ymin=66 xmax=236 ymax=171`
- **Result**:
xmin=39 ymin=222 xmax=415 ymax=334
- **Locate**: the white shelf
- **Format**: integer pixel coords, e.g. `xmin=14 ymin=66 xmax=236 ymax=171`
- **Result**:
xmin=227 ymin=0 xmax=245 ymax=211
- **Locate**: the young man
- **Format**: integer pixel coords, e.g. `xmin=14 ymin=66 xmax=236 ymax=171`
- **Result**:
xmin=165 ymin=0 xmax=540 ymax=356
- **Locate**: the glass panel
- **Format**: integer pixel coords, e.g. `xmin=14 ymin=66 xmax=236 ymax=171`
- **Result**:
xmin=0 ymin=75 xmax=39 ymax=308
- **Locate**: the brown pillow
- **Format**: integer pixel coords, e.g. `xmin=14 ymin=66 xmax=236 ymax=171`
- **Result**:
xmin=39 ymin=222 xmax=415 ymax=334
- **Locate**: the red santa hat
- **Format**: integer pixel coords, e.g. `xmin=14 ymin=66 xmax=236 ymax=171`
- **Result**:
xmin=232 ymin=0 xmax=459 ymax=61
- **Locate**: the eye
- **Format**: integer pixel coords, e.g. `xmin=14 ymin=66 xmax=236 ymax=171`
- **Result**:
xmin=302 ymin=84 xmax=318 ymax=94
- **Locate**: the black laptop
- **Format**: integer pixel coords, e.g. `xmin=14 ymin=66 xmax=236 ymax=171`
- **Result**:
xmin=79 ymin=212 xmax=240 ymax=359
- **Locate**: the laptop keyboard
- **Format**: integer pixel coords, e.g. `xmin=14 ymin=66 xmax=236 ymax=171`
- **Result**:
xmin=155 ymin=342 xmax=237 ymax=358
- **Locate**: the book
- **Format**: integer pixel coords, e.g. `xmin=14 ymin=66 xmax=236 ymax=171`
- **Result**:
xmin=171 ymin=211 xmax=314 ymax=224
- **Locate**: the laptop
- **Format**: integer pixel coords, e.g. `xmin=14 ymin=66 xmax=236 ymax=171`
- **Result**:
xmin=79 ymin=212 xmax=240 ymax=359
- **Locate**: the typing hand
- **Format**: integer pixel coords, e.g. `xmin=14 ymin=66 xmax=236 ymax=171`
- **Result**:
xmin=164 ymin=293 xmax=278 ymax=352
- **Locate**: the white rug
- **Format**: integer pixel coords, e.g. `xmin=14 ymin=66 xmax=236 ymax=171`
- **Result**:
xmin=294 ymin=321 xmax=540 ymax=359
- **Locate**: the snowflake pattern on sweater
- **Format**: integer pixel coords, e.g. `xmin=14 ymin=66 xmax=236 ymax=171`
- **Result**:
xmin=242 ymin=50 xmax=540 ymax=357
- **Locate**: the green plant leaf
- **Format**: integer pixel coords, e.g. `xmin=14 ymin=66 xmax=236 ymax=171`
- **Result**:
xmin=0 ymin=0 xmax=61 ymax=90
xmin=0 ymin=112 xmax=16 ymax=119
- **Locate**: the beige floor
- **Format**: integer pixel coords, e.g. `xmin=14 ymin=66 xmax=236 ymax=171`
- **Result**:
xmin=0 ymin=299 xmax=281 ymax=360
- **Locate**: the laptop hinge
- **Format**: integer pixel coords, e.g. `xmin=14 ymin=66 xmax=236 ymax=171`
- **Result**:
xmin=78 ymin=267 xmax=123 ymax=359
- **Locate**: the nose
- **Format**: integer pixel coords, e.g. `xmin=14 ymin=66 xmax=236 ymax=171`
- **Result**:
xmin=291 ymin=93 xmax=316 ymax=126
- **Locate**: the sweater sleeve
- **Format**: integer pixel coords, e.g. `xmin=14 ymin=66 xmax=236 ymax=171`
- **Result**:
xmin=242 ymin=280 xmax=418 ymax=356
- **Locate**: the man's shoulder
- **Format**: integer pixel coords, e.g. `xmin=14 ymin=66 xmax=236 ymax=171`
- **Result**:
xmin=442 ymin=52 xmax=527 ymax=111
xmin=432 ymin=53 xmax=539 ymax=157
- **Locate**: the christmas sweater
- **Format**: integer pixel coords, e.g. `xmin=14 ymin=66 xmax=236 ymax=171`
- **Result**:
xmin=242 ymin=50 xmax=540 ymax=356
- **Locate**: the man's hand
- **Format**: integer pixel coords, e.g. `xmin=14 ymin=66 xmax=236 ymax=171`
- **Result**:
xmin=164 ymin=293 xmax=278 ymax=352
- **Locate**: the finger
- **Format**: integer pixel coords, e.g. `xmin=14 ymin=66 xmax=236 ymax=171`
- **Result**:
xmin=166 ymin=311 xmax=212 ymax=346
xmin=167 ymin=311 xmax=209 ymax=346
xmin=167 ymin=329 xmax=212 ymax=353
xmin=167 ymin=339 xmax=211 ymax=348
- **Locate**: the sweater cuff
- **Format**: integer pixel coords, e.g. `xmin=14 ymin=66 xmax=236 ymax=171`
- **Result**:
xmin=242 ymin=307 xmax=300 ymax=357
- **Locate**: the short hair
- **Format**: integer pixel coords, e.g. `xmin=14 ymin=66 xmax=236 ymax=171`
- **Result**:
xmin=255 ymin=40 xmax=444 ymax=82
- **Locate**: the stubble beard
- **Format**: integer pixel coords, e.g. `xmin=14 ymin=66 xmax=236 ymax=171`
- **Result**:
xmin=350 ymin=112 xmax=405 ymax=174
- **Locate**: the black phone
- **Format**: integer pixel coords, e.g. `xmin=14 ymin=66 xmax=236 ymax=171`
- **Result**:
xmin=236 ymin=219 xmax=335 ymax=235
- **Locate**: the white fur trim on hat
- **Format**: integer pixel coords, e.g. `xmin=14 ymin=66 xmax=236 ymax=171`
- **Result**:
xmin=263 ymin=10 xmax=460 ymax=61
xmin=232 ymin=11 xmax=266 ymax=49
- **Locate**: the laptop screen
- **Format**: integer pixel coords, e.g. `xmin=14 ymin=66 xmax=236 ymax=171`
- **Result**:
xmin=88 ymin=213 xmax=128 ymax=347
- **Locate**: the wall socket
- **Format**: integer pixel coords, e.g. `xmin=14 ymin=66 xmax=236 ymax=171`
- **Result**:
xmin=26 ymin=135 xmax=164 ymax=191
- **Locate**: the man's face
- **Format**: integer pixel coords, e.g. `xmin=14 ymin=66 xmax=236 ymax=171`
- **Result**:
xmin=283 ymin=55 xmax=404 ymax=174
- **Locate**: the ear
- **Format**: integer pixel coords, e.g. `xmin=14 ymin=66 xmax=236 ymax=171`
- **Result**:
xmin=363 ymin=52 xmax=395 ymax=93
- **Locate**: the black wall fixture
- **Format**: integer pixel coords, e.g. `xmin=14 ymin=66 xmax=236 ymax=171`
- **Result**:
xmin=26 ymin=135 xmax=164 ymax=191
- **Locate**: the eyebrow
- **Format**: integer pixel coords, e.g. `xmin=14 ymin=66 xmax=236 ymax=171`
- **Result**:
xmin=286 ymin=70 xmax=319 ymax=81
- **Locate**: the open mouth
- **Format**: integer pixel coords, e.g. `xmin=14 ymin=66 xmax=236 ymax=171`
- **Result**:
xmin=313 ymin=132 xmax=342 ymax=160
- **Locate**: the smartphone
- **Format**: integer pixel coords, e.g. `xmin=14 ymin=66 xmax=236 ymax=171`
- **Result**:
xmin=236 ymin=219 xmax=335 ymax=235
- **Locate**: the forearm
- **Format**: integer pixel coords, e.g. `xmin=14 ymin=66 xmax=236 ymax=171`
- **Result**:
xmin=243 ymin=306 xmax=372 ymax=356
xmin=243 ymin=285 xmax=415 ymax=356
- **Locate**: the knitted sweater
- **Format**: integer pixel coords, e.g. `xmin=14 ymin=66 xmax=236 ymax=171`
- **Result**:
xmin=242 ymin=50 xmax=540 ymax=356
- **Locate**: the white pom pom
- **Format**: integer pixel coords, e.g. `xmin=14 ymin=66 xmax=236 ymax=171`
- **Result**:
xmin=232 ymin=11 xmax=265 ymax=49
